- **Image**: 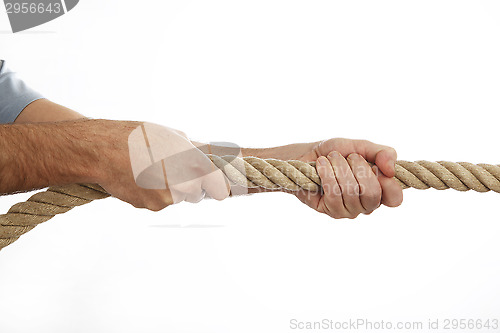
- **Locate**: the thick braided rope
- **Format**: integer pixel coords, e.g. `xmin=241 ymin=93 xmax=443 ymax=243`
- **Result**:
xmin=1 ymin=157 xmax=499 ymax=251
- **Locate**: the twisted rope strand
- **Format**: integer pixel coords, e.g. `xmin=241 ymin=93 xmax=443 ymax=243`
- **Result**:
xmin=1 ymin=156 xmax=499 ymax=251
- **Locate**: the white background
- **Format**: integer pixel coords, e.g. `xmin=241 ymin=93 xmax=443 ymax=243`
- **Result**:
xmin=1 ymin=1 xmax=500 ymax=332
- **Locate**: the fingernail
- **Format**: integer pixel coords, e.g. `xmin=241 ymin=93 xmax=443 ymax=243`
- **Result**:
xmin=317 ymin=156 xmax=327 ymax=166
xmin=388 ymin=159 xmax=396 ymax=169
xmin=328 ymin=151 xmax=339 ymax=159
xmin=347 ymin=153 xmax=359 ymax=160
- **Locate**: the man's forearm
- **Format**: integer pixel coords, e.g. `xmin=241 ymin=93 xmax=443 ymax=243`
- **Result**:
xmin=10 ymin=98 xmax=312 ymax=197
xmin=191 ymin=141 xmax=319 ymax=160
xmin=0 ymin=120 xmax=105 ymax=194
xmin=241 ymin=143 xmax=318 ymax=160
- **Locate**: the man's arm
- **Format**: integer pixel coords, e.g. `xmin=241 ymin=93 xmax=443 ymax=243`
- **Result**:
xmin=14 ymin=98 xmax=84 ymax=123
xmin=11 ymin=98 xmax=402 ymax=217
xmin=241 ymin=144 xmax=316 ymax=160
xmin=0 ymin=118 xmax=105 ymax=194
xmin=6 ymin=99 xmax=230 ymax=210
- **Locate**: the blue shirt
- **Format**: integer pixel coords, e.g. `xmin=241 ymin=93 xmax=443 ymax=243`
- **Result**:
xmin=0 ymin=60 xmax=44 ymax=123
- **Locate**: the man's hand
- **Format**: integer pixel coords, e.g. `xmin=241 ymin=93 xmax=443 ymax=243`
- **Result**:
xmin=96 ymin=121 xmax=231 ymax=211
xmin=243 ymin=138 xmax=403 ymax=219
xmin=14 ymin=99 xmax=230 ymax=211
xmin=295 ymin=138 xmax=403 ymax=219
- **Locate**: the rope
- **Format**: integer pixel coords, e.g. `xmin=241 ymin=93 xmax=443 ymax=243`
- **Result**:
xmin=1 ymin=156 xmax=499 ymax=251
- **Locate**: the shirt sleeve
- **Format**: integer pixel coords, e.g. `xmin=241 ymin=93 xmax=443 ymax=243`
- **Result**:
xmin=0 ymin=60 xmax=44 ymax=124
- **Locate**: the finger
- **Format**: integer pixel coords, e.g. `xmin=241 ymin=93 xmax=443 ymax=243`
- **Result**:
xmin=374 ymin=147 xmax=397 ymax=178
xmin=328 ymin=151 xmax=363 ymax=217
xmin=325 ymin=139 xmax=397 ymax=178
xmin=353 ymin=140 xmax=397 ymax=178
xmin=170 ymin=178 xmax=205 ymax=204
xmin=201 ymin=168 xmax=231 ymax=201
xmin=372 ymin=165 xmax=404 ymax=207
xmin=347 ymin=153 xmax=382 ymax=213
xmin=316 ymin=156 xmax=349 ymax=218
xmin=184 ymin=189 xmax=206 ymax=203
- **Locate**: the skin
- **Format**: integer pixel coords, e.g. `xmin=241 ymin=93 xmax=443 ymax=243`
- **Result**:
xmin=11 ymin=101 xmax=229 ymax=211
xmin=6 ymin=98 xmax=403 ymax=218
xmin=243 ymin=139 xmax=403 ymax=218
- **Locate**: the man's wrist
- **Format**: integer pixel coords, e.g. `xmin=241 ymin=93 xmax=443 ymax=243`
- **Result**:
xmin=79 ymin=119 xmax=142 ymax=187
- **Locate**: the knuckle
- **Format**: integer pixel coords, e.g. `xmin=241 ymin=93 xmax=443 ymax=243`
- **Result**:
xmin=173 ymin=129 xmax=188 ymax=138
xmin=363 ymin=209 xmax=376 ymax=215
xmin=357 ymin=139 xmax=372 ymax=148
xmin=334 ymin=138 xmax=348 ymax=146
xmin=387 ymin=147 xmax=397 ymax=158
xmin=324 ymin=206 xmax=339 ymax=219
xmin=329 ymin=212 xmax=343 ymax=219
xmin=328 ymin=208 xmax=350 ymax=219
xmin=360 ymin=139 xmax=371 ymax=145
